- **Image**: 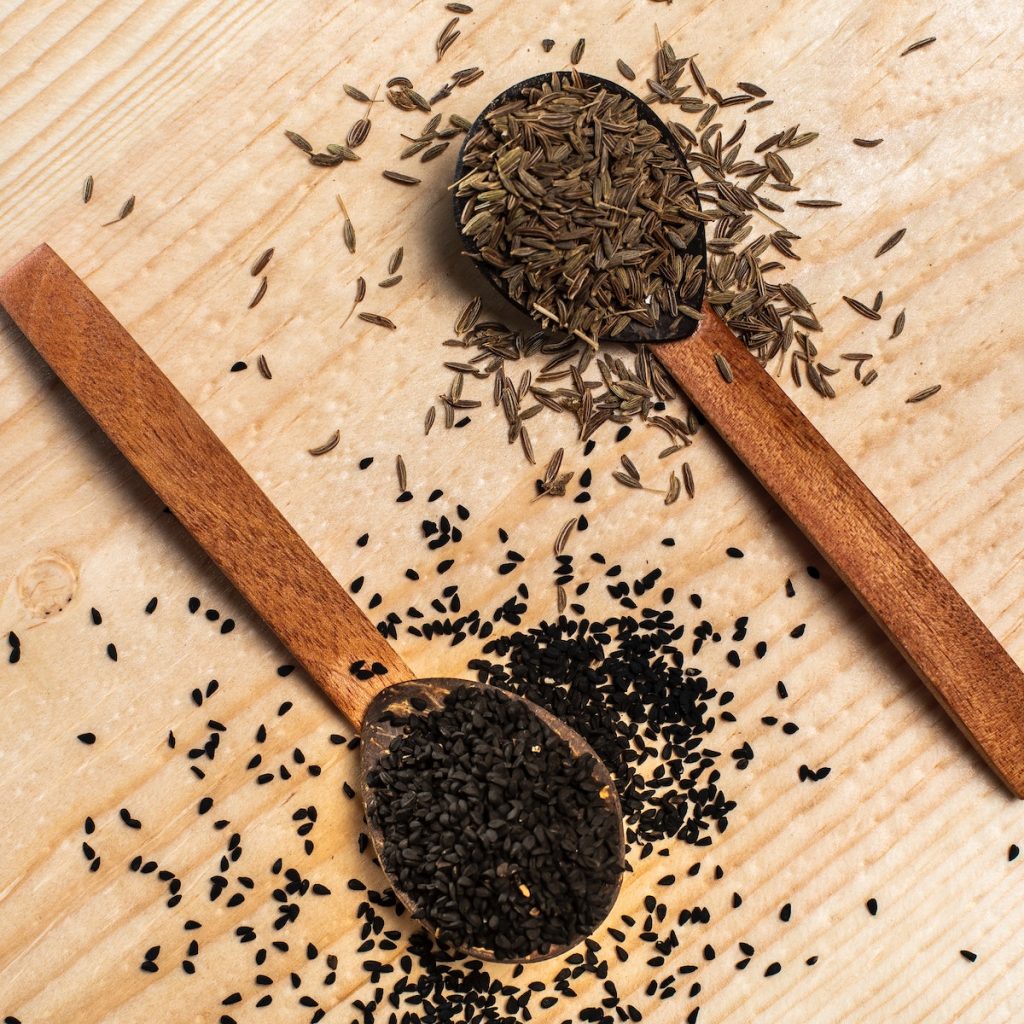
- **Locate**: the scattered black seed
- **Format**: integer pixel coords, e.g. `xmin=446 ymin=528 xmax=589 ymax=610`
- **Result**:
xmin=765 ymin=961 xmax=781 ymax=977
xmin=960 ymin=949 xmax=977 ymax=963
xmin=866 ymin=897 xmax=878 ymax=916
xmin=145 ymin=596 xmax=158 ymax=614
xmin=1010 ymin=844 xmax=1020 ymax=862
xmin=77 ymin=732 xmax=96 ymax=745
xmin=726 ymin=547 xmax=743 ymax=559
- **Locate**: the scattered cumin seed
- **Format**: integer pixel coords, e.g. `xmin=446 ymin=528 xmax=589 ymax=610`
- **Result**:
xmin=396 ymin=454 xmax=407 ymax=491
xmin=337 ymin=195 xmax=356 ymax=254
xmin=421 ymin=142 xmax=450 ymax=162
xmin=102 ymin=195 xmax=135 ymax=226
xmin=682 ymin=462 xmax=695 ymax=499
xmin=891 ymin=309 xmax=906 ymax=338
xmin=250 ymin=247 xmax=274 ymax=276
xmin=714 ymin=353 xmax=734 ymax=383
xmin=446 ymin=1 xmax=473 ymax=10
xmin=616 ymin=59 xmax=636 ymax=81
xmin=906 ymin=384 xmax=941 ymax=403
xmin=571 ymin=38 xmax=585 ymax=65
xmin=455 ymin=296 xmax=482 ymax=335
xmin=344 ymin=84 xmax=372 ymax=103
xmin=257 ymin=354 xmax=272 ymax=379
xmin=308 ymin=430 xmax=340 ymax=456
xmin=795 ymin=199 xmax=842 ymax=208
xmin=82 ymin=175 xmax=93 ymax=203
xmin=424 ymin=406 xmax=436 ymax=435
xmin=875 ymin=228 xmax=906 ymax=257
xmin=248 ymin=276 xmax=268 ymax=309
xmin=862 ymin=368 xmax=879 ymax=386
xmin=737 ymin=81 xmax=766 ymax=97
xmin=378 ymin=275 xmax=403 ymax=288
xmin=843 ymin=295 xmax=881 ymax=320
xmin=388 ymin=247 xmax=404 ymax=274
xmin=383 ymin=170 xmax=421 ymax=185
xmin=359 ymin=312 xmax=397 ymax=329
xmin=285 ymin=130 xmax=312 ymax=153
xmin=853 ymin=138 xmax=883 ymax=147
xmin=900 ymin=36 xmax=936 ymax=56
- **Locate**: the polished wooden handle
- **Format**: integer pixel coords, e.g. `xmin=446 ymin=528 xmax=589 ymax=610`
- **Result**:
xmin=655 ymin=304 xmax=1024 ymax=798
xmin=0 ymin=244 xmax=410 ymax=730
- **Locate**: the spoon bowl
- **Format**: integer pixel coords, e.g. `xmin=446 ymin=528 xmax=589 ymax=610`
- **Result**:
xmin=360 ymin=677 xmax=625 ymax=963
xmin=452 ymin=70 xmax=707 ymax=345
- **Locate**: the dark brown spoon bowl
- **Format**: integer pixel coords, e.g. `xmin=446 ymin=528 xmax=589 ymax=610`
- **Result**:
xmin=359 ymin=677 xmax=625 ymax=963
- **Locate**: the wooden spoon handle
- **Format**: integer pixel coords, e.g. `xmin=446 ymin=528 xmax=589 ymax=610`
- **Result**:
xmin=0 ymin=244 xmax=410 ymax=730
xmin=655 ymin=304 xmax=1024 ymax=798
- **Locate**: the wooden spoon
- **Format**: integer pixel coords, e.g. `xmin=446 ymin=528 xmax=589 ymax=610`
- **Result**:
xmin=0 ymin=243 xmax=624 ymax=962
xmin=453 ymin=73 xmax=1024 ymax=799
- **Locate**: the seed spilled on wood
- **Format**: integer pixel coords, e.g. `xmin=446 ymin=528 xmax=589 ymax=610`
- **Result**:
xmin=875 ymin=228 xmax=906 ymax=258
xmin=248 ymin=276 xmax=268 ymax=309
xmin=906 ymin=384 xmax=941 ymax=403
xmin=900 ymin=36 xmax=937 ymax=56
xmin=308 ymin=430 xmax=340 ymax=456
xmin=250 ymin=247 xmax=274 ymax=276
xmin=102 ymin=195 xmax=135 ymax=226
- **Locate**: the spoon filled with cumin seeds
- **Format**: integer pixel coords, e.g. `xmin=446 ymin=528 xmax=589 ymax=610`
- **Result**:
xmin=453 ymin=70 xmax=1024 ymax=799
xmin=0 ymin=244 xmax=624 ymax=963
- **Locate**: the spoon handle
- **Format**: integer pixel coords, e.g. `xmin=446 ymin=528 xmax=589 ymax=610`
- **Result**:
xmin=654 ymin=303 xmax=1024 ymax=797
xmin=0 ymin=244 xmax=410 ymax=730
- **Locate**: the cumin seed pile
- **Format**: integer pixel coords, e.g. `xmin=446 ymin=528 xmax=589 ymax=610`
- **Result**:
xmin=456 ymin=71 xmax=706 ymax=346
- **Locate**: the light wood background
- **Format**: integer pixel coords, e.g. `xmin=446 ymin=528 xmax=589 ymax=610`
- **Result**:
xmin=2 ymin=1 xmax=1024 ymax=1022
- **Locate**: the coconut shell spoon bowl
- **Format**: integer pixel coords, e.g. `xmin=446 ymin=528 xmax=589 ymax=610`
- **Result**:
xmin=0 ymin=243 xmax=624 ymax=963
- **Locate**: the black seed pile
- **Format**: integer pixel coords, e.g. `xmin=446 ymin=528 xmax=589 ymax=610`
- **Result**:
xmin=365 ymin=685 xmax=622 ymax=959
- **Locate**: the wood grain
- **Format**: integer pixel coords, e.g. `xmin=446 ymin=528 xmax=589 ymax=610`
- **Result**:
xmin=2 ymin=0 xmax=1024 ymax=1022
xmin=656 ymin=306 xmax=1024 ymax=797
xmin=0 ymin=244 xmax=411 ymax=730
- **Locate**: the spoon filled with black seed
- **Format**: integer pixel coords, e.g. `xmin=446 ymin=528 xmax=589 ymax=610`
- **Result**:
xmin=453 ymin=70 xmax=1024 ymax=798
xmin=0 ymin=244 xmax=625 ymax=963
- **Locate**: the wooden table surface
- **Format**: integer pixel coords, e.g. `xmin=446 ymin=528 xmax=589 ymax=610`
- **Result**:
xmin=2 ymin=1 xmax=1024 ymax=1021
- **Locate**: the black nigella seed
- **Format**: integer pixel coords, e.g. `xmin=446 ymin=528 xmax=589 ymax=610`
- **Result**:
xmin=960 ymin=949 xmax=977 ymax=963
xmin=615 ymin=425 xmax=631 ymax=441
xmin=1010 ymin=844 xmax=1020 ymax=861
xmin=765 ymin=961 xmax=781 ymax=977
xmin=188 ymin=597 xmax=200 ymax=613
xmin=106 ymin=643 xmax=117 ymax=661
xmin=790 ymin=623 xmax=806 ymax=638
xmin=365 ymin=685 xmax=621 ymax=959
xmin=780 ymin=903 xmax=791 ymax=922
xmin=90 ymin=607 xmax=102 ymax=625
xmin=777 ymin=681 xmax=789 ymax=699
xmin=755 ymin=641 xmax=767 ymax=658
xmin=206 ymin=608 xmax=219 ymax=621
xmin=807 ymin=564 xmax=821 ymax=578
xmin=77 ymin=732 xmax=96 ymax=745
xmin=359 ymin=457 xmax=374 ymax=469
xmin=782 ymin=722 xmax=799 ymax=734
xmin=726 ymin=547 xmax=744 ymax=558
xmin=230 ymin=361 xmax=247 ymax=372
xmin=866 ymin=897 xmax=878 ymax=916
